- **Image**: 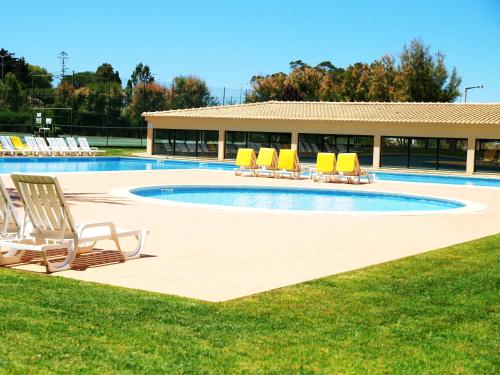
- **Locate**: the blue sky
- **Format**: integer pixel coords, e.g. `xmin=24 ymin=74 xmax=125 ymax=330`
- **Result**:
xmin=2 ymin=0 xmax=499 ymax=102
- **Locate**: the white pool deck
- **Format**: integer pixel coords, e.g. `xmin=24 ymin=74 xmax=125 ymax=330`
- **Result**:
xmin=3 ymin=168 xmax=500 ymax=302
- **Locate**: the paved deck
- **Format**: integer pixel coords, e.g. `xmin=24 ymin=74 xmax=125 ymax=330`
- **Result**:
xmin=4 ymin=169 xmax=500 ymax=302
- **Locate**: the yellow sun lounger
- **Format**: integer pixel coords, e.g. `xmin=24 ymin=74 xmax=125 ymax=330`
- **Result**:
xmin=311 ymin=152 xmax=336 ymax=182
xmin=234 ymin=148 xmax=257 ymax=176
xmin=336 ymin=153 xmax=373 ymax=184
xmin=256 ymin=147 xmax=278 ymax=177
xmin=276 ymin=149 xmax=301 ymax=179
xmin=10 ymin=136 xmax=33 ymax=155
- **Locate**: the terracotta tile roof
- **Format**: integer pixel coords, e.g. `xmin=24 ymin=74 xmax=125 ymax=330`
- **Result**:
xmin=143 ymin=101 xmax=500 ymax=124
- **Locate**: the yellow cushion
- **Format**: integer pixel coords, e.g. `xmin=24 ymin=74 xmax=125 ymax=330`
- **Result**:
xmin=278 ymin=149 xmax=297 ymax=170
xmin=10 ymin=136 xmax=28 ymax=150
xmin=257 ymin=148 xmax=276 ymax=167
xmin=336 ymin=153 xmax=357 ymax=173
xmin=235 ymin=148 xmax=255 ymax=167
xmin=316 ymin=153 xmax=336 ymax=173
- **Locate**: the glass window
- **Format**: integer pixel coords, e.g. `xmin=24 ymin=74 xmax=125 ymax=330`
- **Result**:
xmin=174 ymin=130 xmax=197 ymax=156
xmin=438 ymin=138 xmax=467 ymax=171
xmin=225 ymin=131 xmax=246 ymax=159
xmin=299 ymin=134 xmax=322 ymax=161
xmin=270 ymin=133 xmax=291 ymax=151
xmin=381 ymin=137 xmax=409 ymax=168
xmin=248 ymin=132 xmax=269 ymax=152
xmin=349 ymin=136 xmax=374 ymax=166
xmin=335 ymin=136 xmax=349 ymax=153
xmin=409 ymin=137 xmax=438 ymax=170
xmin=153 ymin=129 xmax=174 ymax=156
xmin=475 ymin=139 xmax=500 ymax=173
xmin=197 ymin=130 xmax=219 ymax=158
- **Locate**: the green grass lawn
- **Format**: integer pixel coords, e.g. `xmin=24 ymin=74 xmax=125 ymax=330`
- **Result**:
xmin=100 ymin=147 xmax=146 ymax=156
xmin=1 ymin=235 xmax=498 ymax=374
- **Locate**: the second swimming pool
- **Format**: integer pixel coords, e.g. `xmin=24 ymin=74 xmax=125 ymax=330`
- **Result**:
xmin=129 ymin=185 xmax=476 ymax=214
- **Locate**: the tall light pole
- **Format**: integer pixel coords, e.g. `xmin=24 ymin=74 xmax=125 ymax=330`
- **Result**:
xmin=464 ymin=85 xmax=484 ymax=103
xmin=0 ymin=53 xmax=8 ymax=82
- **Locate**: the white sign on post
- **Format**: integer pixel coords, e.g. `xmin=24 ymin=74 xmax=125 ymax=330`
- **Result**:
xmin=36 ymin=112 xmax=42 ymax=118
xmin=46 ymin=118 xmax=52 ymax=125
xmin=35 ymin=118 xmax=42 ymax=124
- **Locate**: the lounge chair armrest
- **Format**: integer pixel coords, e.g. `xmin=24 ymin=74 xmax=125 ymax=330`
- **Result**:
xmin=77 ymin=221 xmax=118 ymax=237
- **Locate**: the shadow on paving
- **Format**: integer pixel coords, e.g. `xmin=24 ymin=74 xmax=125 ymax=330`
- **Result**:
xmin=3 ymin=248 xmax=156 ymax=272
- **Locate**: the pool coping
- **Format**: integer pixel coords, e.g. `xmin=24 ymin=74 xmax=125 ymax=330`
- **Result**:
xmin=111 ymin=183 xmax=487 ymax=216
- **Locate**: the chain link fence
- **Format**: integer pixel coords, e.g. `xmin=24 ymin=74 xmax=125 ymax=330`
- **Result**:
xmin=0 ymin=85 xmax=253 ymax=147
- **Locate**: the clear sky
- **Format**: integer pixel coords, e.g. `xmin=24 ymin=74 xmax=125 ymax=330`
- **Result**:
xmin=2 ymin=0 xmax=499 ymax=102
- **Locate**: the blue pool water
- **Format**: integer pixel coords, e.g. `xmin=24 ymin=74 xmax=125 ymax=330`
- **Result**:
xmin=0 ymin=156 xmax=499 ymax=188
xmin=131 ymin=186 xmax=466 ymax=212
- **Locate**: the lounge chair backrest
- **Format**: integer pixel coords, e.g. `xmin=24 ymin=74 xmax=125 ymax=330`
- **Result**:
xmin=278 ymin=149 xmax=299 ymax=171
xmin=66 ymin=137 xmax=80 ymax=151
xmin=35 ymin=137 xmax=50 ymax=151
xmin=336 ymin=153 xmax=360 ymax=174
xmin=10 ymin=136 xmax=28 ymax=150
xmin=25 ymin=136 xmax=39 ymax=150
xmin=78 ymin=137 xmax=91 ymax=150
xmin=256 ymin=148 xmax=278 ymax=168
xmin=11 ymin=174 xmax=76 ymax=240
xmin=0 ymin=178 xmax=20 ymax=236
xmin=47 ymin=137 xmax=62 ymax=151
xmin=316 ymin=153 xmax=336 ymax=173
xmin=56 ymin=138 xmax=70 ymax=151
xmin=235 ymin=148 xmax=256 ymax=168
xmin=0 ymin=136 xmax=14 ymax=151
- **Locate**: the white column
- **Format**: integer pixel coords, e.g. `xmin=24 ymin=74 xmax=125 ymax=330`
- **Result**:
xmin=466 ymin=136 xmax=476 ymax=174
xmin=146 ymin=124 xmax=153 ymax=156
xmin=372 ymin=134 xmax=381 ymax=168
xmin=291 ymin=131 xmax=299 ymax=150
xmin=218 ymin=130 xmax=225 ymax=161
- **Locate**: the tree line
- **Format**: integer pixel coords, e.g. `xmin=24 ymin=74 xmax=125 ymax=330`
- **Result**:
xmin=0 ymin=39 xmax=461 ymax=128
xmin=248 ymin=39 xmax=461 ymax=103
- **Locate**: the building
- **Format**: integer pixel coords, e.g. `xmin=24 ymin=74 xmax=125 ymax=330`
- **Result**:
xmin=143 ymin=101 xmax=500 ymax=174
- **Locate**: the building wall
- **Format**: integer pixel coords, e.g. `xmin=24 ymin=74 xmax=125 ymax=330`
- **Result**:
xmin=145 ymin=116 xmax=500 ymax=174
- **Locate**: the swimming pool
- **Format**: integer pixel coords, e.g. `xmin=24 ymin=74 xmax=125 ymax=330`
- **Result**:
xmin=129 ymin=185 xmax=477 ymax=214
xmin=0 ymin=157 xmax=499 ymax=188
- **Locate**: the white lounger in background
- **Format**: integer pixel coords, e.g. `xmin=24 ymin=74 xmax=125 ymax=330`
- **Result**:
xmin=0 ymin=174 xmax=148 ymax=273
xmin=66 ymin=137 xmax=85 ymax=155
xmin=56 ymin=138 xmax=80 ymax=156
xmin=35 ymin=137 xmax=55 ymax=156
xmin=47 ymin=137 xmax=68 ymax=156
xmin=78 ymin=137 xmax=105 ymax=156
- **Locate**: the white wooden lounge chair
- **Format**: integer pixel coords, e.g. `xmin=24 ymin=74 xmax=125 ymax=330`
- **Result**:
xmin=0 ymin=174 xmax=148 ymax=273
xmin=77 ymin=137 xmax=104 ymax=156
xmin=66 ymin=137 xmax=85 ymax=155
xmin=0 ymin=177 xmax=27 ymax=265
xmin=35 ymin=137 xmax=56 ymax=156
xmin=56 ymin=138 xmax=79 ymax=156
xmin=47 ymin=137 xmax=67 ymax=156
xmin=0 ymin=178 xmax=22 ymax=238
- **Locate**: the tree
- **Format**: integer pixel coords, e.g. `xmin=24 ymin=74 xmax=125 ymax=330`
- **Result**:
xmin=96 ymin=63 xmax=121 ymax=84
xmin=127 ymin=63 xmax=154 ymax=88
xmin=130 ymin=82 xmax=167 ymax=125
xmin=2 ymin=72 xmax=27 ymax=111
xmin=398 ymin=39 xmax=461 ymax=102
xmin=170 ymin=76 xmax=212 ymax=109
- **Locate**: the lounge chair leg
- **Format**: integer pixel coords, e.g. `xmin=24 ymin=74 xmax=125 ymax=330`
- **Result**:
xmin=0 ymin=249 xmax=25 ymax=266
xmin=44 ymin=243 xmax=76 ymax=273
xmin=122 ymin=230 xmax=147 ymax=260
